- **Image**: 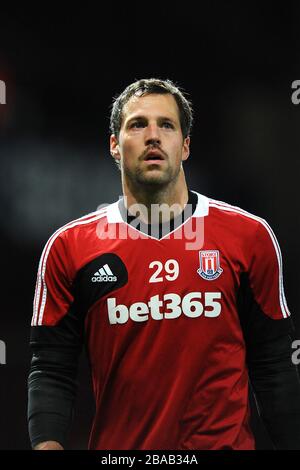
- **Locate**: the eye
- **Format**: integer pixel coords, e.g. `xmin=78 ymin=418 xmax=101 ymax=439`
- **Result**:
xmin=162 ymin=121 xmax=174 ymax=129
xmin=130 ymin=121 xmax=145 ymax=128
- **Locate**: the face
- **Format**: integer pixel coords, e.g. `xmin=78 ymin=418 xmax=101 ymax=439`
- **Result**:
xmin=110 ymin=93 xmax=190 ymax=188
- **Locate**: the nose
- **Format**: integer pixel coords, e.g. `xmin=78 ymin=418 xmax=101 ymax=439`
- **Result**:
xmin=144 ymin=123 xmax=161 ymax=146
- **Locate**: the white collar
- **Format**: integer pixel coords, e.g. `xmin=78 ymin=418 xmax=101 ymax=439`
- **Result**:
xmin=106 ymin=190 xmax=209 ymax=223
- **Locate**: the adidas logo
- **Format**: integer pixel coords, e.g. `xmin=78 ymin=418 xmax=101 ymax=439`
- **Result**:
xmin=91 ymin=264 xmax=117 ymax=283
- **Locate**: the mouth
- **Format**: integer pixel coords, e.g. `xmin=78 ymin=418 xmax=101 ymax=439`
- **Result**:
xmin=143 ymin=150 xmax=165 ymax=162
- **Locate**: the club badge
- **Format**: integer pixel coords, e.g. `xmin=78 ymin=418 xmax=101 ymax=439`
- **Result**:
xmin=197 ymin=250 xmax=223 ymax=280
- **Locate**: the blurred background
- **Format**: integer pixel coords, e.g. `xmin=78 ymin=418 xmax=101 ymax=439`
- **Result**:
xmin=0 ymin=2 xmax=299 ymax=449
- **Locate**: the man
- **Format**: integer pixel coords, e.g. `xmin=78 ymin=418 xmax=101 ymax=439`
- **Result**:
xmin=28 ymin=78 xmax=300 ymax=450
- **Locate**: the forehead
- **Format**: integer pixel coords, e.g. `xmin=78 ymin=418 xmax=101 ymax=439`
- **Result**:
xmin=122 ymin=93 xmax=180 ymax=123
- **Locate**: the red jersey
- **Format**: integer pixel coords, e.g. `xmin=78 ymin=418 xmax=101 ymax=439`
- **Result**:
xmin=31 ymin=190 xmax=290 ymax=450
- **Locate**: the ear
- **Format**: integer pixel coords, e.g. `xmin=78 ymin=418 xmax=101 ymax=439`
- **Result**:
xmin=182 ymin=136 xmax=190 ymax=162
xmin=110 ymin=134 xmax=121 ymax=161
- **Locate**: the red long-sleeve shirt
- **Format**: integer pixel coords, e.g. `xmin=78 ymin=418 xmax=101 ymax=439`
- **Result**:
xmin=28 ymin=190 xmax=299 ymax=450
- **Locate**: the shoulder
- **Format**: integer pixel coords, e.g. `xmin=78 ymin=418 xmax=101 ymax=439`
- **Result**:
xmin=204 ymin=194 xmax=282 ymax=253
xmin=206 ymin=194 xmax=267 ymax=229
xmin=192 ymin=190 xmax=279 ymax=244
xmin=55 ymin=205 xmax=111 ymax=236
xmin=39 ymin=205 xmax=111 ymax=258
xmin=35 ymin=205 xmax=114 ymax=285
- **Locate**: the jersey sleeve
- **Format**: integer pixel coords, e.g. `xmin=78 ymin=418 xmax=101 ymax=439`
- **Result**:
xmin=247 ymin=218 xmax=290 ymax=320
xmin=238 ymin=218 xmax=300 ymax=449
xmin=32 ymin=229 xmax=75 ymax=326
xmin=28 ymin=228 xmax=83 ymax=449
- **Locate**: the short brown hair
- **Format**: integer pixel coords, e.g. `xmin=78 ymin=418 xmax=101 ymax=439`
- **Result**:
xmin=110 ymin=78 xmax=193 ymax=140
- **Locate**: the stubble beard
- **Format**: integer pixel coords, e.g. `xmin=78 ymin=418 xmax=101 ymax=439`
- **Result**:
xmin=122 ymin=159 xmax=181 ymax=191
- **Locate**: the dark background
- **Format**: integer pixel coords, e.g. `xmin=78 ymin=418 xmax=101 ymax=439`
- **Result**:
xmin=0 ymin=2 xmax=299 ymax=449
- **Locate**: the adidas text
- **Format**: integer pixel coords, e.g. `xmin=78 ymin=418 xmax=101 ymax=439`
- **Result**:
xmin=92 ymin=275 xmax=117 ymax=282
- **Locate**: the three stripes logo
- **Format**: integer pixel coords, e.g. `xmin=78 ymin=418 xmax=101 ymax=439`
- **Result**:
xmin=91 ymin=264 xmax=117 ymax=282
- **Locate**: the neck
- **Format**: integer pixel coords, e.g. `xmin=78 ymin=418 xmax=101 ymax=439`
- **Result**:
xmin=121 ymin=170 xmax=189 ymax=224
